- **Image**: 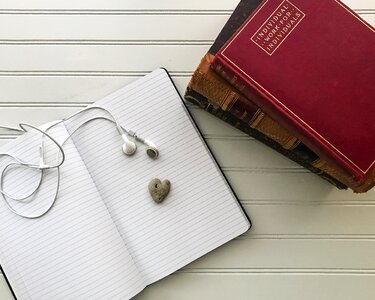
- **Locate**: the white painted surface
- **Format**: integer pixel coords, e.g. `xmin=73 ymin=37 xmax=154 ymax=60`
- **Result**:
xmin=0 ymin=1 xmax=374 ymax=299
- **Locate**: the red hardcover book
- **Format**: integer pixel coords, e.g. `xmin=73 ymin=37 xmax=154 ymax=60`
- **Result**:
xmin=212 ymin=0 xmax=375 ymax=186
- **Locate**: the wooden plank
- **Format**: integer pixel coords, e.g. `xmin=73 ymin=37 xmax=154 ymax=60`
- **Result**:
xmin=134 ymin=273 xmax=375 ymax=300
xmin=0 ymin=45 xmax=206 ymax=72
xmin=183 ymin=239 xmax=375 ymax=270
xmin=207 ymin=138 xmax=301 ymax=170
xmin=226 ymin=171 xmax=375 ymax=201
xmin=0 ymin=0 xmax=372 ymax=10
xmin=0 ymin=76 xmax=190 ymax=103
xmin=0 ymin=15 xmax=229 ymax=41
xmin=241 ymin=204 xmax=375 ymax=235
xmin=0 ymin=13 xmax=372 ymax=41
xmin=0 ymin=0 xmax=240 ymax=11
xmin=0 ymin=107 xmax=78 ymax=128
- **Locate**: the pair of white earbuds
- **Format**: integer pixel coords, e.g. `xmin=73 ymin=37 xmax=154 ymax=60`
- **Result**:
xmin=66 ymin=106 xmax=159 ymax=160
xmin=118 ymin=126 xmax=159 ymax=159
xmin=0 ymin=106 xmax=159 ymax=219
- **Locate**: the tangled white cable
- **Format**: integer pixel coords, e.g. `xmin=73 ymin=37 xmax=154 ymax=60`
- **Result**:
xmin=0 ymin=106 xmax=159 ymax=219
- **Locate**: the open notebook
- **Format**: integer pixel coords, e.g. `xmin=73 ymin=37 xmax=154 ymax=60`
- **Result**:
xmin=0 ymin=68 xmax=250 ymax=300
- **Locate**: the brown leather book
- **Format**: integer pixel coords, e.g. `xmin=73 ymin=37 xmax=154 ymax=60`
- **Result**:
xmin=185 ymin=87 xmax=349 ymax=189
xmin=184 ymin=0 xmax=365 ymax=191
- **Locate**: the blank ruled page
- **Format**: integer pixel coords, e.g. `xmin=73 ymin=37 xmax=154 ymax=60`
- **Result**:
xmin=0 ymin=124 xmax=146 ymax=299
xmin=64 ymin=69 xmax=251 ymax=284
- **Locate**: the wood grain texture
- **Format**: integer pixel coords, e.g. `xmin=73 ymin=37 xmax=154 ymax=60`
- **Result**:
xmin=0 ymin=0 xmax=374 ymax=299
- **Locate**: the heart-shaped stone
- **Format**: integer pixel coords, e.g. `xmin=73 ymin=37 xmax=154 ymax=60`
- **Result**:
xmin=148 ymin=178 xmax=171 ymax=203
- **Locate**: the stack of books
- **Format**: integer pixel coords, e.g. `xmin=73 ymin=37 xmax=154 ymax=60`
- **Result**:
xmin=185 ymin=0 xmax=375 ymax=193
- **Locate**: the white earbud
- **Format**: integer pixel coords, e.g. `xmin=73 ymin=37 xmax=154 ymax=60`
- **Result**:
xmin=144 ymin=140 xmax=159 ymax=159
xmin=121 ymin=134 xmax=137 ymax=156
xmin=126 ymin=129 xmax=159 ymax=159
xmin=116 ymin=124 xmax=136 ymax=156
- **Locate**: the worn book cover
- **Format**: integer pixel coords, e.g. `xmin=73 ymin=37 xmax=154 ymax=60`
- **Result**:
xmin=213 ymin=0 xmax=375 ymax=188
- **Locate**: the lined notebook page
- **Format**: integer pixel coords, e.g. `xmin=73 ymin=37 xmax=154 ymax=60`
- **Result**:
xmin=64 ymin=69 xmax=250 ymax=284
xmin=0 ymin=124 xmax=145 ymax=299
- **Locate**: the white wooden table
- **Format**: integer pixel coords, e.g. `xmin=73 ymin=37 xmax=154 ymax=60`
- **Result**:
xmin=0 ymin=1 xmax=374 ymax=299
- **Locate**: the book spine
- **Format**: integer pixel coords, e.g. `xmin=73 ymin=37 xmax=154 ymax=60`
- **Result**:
xmin=191 ymin=54 xmax=300 ymax=150
xmin=184 ymin=87 xmax=348 ymax=190
xmin=313 ymin=159 xmax=374 ymax=193
xmin=211 ymin=54 xmax=366 ymax=190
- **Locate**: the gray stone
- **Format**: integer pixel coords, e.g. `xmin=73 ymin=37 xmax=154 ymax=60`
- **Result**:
xmin=148 ymin=178 xmax=171 ymax=203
